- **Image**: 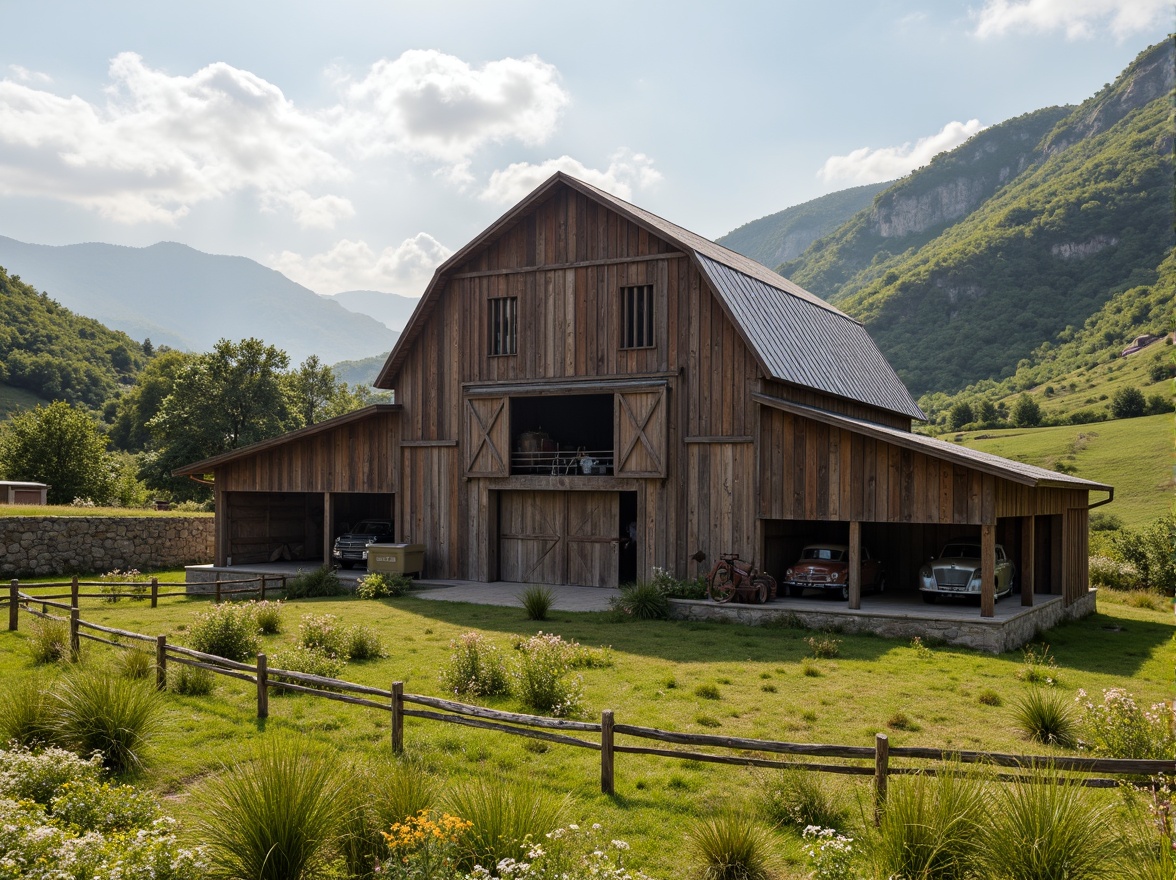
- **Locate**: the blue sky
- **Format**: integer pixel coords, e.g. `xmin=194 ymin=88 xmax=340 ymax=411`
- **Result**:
xmin=0 ymin=0 xmax=1169 ymax=296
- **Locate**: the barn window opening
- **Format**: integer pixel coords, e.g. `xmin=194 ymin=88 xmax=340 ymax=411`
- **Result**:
xmin=490 ymin=296 xmax=518 ymax=356
xmin=509 ymin=394 xmax=614 ymax=475
xmin=621 ymin=284 xmax=654 ymax=349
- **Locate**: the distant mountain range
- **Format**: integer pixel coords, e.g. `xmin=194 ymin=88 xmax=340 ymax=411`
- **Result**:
xmin=0 ymin=238 xmax=398 ymax=365
xmin=328 ymin=289 xmax=419 ymax=331
xmin=751 ymin=38 xmax=1175 ymax=399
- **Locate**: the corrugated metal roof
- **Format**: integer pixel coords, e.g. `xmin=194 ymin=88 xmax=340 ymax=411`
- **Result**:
xmin=753 ymin=392 xmax=1113 ymax=491
xmin=696 ymin=255 xmax=924 ymax=419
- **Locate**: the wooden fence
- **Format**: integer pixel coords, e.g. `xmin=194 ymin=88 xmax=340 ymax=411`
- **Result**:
xmin=4 ymin=590 xmax=1172 ymax=818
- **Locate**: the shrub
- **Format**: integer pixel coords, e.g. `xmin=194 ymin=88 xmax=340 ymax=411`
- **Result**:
xmin=1077 ymin=687 xmax=1176 ymax=759
xmin=869 ymin=767 xmax=987 ymax=880
xmin=512 ymin=631 xmax=583 ymax=716
xmin=0 ymin=678 xmax=61 ymax=747
xmin=756 ymin=770 xmax=850 ymax=831
xmin=439 ymin=632 xmax=511 ymax=697
xmin=169 ymin=663 xmax=216 ymax=696
xmin=803 ymin=826 xmax=858 ymax=880
xmin=649 ymin=565 xmax=709 ymax=599
xmin=443 ymin=776 xmax=568 ymax=872
xmin=806 ymin=634 xmax=841 ymax=659
xmin=1013 ymin=687 xmax=1077 ymax=747
xmin=187 ymin=602 xmax=260 ymax=662
xmin=51 ymin=779 xmax=161 ymax=832
xmin=1089 ymin=554 xmax=1141 ymax=590
xmin=0 ymin=745 xmax=103 ymax=804
xmin=687 ymin=807 xmax=776 ymax=880
xmin=979 ymin=768 xmax=1117 ymax=880
xmin=269 ymin=645 xmax=346 ymax=686
xmin=339 ymin=758 xmax=439 ymax=880
xmin=1110 ymin=515 xmax=1176 ymax=595
xmin=1111 ymin=386 xmax=1147 ymax=419
xmin=978 ymin=688 xmax=1003 ymax=707
xmin=52 ymin=667 xmax=163 ymax=774
xmin=195 ymin=738 xmax=347 ymax=880
xmin=285 ymin=565 xmax=344 ymax=599
xmin=298 ymin=613 xmax=348 ymax=657
xmin=1118 ymin=780 xmax=1175 ymax=880
xmin=518 ymin=584 xmax=554 ymax=620
xmin=492 ymin=823 xmax=648 ymax=880
xmin=380 ymin=809 xmax=470 ymax=879
xmin=611 ymin=581 xmax=670 ymax=619
xmin=251 ymin=599 xmax=285 ymax=634
xmin=356 ymin=572 xmax=413 ymax=599
xmin=27 ymin=616 xmax=70 ymax=664
xmin=344 ymin=624 xmax=387 ymax=661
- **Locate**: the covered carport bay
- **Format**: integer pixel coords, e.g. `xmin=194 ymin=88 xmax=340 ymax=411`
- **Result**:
xmin=754 ymin=395 xmax=1112 ymax=617
xmin=172 ymin=405 xmax=401 ymax=568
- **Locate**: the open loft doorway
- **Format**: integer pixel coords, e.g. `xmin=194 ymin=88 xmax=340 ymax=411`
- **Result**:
xmin=510 ymin=393 xmax=614 ymax=475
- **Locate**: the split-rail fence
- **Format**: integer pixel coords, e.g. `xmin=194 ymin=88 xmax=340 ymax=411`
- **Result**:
xmin=5 ymin=581 xmax=1172 ymax=820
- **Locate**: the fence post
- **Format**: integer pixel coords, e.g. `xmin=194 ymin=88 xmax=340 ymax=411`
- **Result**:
xmin=156 ymin=635 xmax=167 ymax=690
xmin=71 ymin=575 xmax=79 ymax=609
xmin=391 ymin=681 xmax=404 ymax=754
xmin=601 ymin=710 xmax=615 ymax=795
xmin=69 ymin=608 xmax=80 ymax=662
xmin=214 ymin=575 xmax=222 ymax=605
xmin=257 ymin=653 xmax=269 ymax=719
xmin=8 ymin=580 xmax=17 ymax=631
xmin=260 ymin=576 xmax=267 ymax=601
xmin=874 ymin=733 xmax=889 ymax=826
xmin=150 ymin=577 xmax=159 ymax=609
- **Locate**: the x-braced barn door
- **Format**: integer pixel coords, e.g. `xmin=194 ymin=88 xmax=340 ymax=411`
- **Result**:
xmin=464 ymin=397 xmax=509 ymax=477
xmin=498 ymin=491 xmax=620 ymax=587
xmin=615 ymin=388 xmax=667 ymax=477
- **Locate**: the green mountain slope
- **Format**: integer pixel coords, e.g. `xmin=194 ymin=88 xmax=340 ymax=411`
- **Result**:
xmin=716 ymin=180 xmax=893 ymax=268
xmin=0 ymin=265 xmax=147 ymax=408
xmin=776 ymin=38 xmax=1174 ymax=398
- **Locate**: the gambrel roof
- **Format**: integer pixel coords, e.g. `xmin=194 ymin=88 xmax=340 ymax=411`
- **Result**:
xmin=376 ymin=173 xmax=925 ymax=421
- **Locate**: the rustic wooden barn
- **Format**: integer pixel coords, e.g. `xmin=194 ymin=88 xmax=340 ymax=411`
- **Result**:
xmin=177 ymin=173 xmax=1111 ymax=617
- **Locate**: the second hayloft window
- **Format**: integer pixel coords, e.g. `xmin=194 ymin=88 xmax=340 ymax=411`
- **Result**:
xmin=489 ymin=296 xmax=517 ymax=356
xmin=621 ymin=284 xmax=654 ymax=349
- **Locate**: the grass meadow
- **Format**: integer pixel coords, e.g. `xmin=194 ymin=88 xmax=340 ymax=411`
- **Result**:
xmin=2 ymin=576 xmax=1172 ymax=878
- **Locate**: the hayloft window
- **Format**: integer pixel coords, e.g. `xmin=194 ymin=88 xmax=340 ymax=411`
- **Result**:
xmin=489 ymin=296 xmax=517 ymax=356
xmin=621 ymin=284 xmax=654 ymax=349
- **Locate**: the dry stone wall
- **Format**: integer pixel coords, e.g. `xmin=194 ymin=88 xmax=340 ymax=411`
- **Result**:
xmin=0 ymin=516 xmax=214 ymax=577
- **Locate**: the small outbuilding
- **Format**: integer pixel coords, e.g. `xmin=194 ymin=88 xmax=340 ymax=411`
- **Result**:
xmin=176 ymin=173 xmax=1112 ymax=623
xmin=0 ymin=481 xmax=49 ymax=505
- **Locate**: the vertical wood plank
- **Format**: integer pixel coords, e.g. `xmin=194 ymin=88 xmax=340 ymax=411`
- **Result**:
xmin=980 ymin=523 xmax=996 ymax=618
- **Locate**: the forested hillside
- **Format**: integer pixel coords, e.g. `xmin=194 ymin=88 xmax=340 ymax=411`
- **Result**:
xmin=775 ymin=39 xmax=1175 ymax=398
xmin=0 ymin=266 xmax=147 ymax=407
xmin=716 ymin=180 xmax=893 ymax=268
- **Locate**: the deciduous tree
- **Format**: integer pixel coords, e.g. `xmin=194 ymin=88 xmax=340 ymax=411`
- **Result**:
xmin=0 ymin=401 xmax=113 ymax=504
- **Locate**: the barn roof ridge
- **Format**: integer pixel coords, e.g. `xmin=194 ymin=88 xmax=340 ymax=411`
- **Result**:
xmin=375 ymin=173 xmax=921 ymax=420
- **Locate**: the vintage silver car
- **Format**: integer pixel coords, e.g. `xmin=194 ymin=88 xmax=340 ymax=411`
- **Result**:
xmin=918 ymin=540 xmax=1015 ymax=603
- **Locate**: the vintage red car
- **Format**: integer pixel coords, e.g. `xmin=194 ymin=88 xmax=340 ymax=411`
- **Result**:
xmin=781 ymin=543 xmax=885 ymax=600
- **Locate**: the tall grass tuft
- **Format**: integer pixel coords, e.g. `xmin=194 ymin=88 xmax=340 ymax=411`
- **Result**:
xmin=1013 ymin=687 xmax=1077 ymax=747
xmin=518 ymin=584 xmax=554 ymax=620
xmin=26 ymin=617 xmax=70 ymax=664
xmin=0 ymin=677 xmax=62 ymax=747
xmin=869 ymin=766 xmax=988 ymax=880
xmin=444 ymin=776 xmax=568 ymax=872
xmin=754 ymin=769 xmax=850 ymax=831
xmin=52 ymin=667 xmax=162 ymax=774
xmin=285 ymin=566 xmax=344 ymax=599
xmin=169 ymin=663 xmax=215 ymax=696
xmin=687 ymin=807 xmax=777 ymax=880
xmin=196 ymin=738 xmax=347 ymax=880
xmin=610 ymin=581 xmax=670 ymax=620
xmin=339 ymin=758 xmax=439 ymax=880
xmin=116 ymin=645 xmax=155 ymax=680
xmin=979 ymin=768 xmax=1117 ymax=879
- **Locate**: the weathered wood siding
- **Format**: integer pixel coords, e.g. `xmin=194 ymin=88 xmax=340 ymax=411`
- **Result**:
xmin=216 ymin=411 xmax=399 ymax=494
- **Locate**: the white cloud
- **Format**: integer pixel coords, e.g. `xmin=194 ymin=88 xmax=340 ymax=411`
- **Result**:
xmin=272 ymin=233 xmax=452 ymax=295
xmin=481 ymin=150 xmax=662 ymax=204
xmin=818 ymin=120 xmax=985 ymax=185
xmin=341 ymin=50 xmax=569 ymax=165
xmin=0 ymin=52 xmax=348 ymax=225
xmin=7 ymin=65 xmax=52 ymax=84
xmin=268 ymin=191 xmax=356 ymax=229
xmin=972 ymin=0 xmax=1170 ymax=40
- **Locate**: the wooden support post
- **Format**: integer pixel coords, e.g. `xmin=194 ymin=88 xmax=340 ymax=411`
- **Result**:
xmin=980 ymin=523 xmax=996 ymax=618
xmin=874 ymin=732 xmax=889 ymax=826
xmin=257 ymin=653 xmax=268 ymax=719
xmin=156 ymin=636 xmax=167 ymax=690
xmin=214 ymin=575 xmax=222 ymax=605
xmin=71 ymin=575 xmax=79 ymax=609
xmin=8 ymin=580 xmax=18 ymax=631
xmin=847 ymin=520 xmax=862 ymax=610
xmin=69 ymin=608 xmax=80 ymax=661
xmin=1020 ymin=516 xmax=1035 ymax=606
xmin=260 ymin=576 xmax=267 ymax=601
xmin=391 ymin=681 xmax=404 ymax=754
xmin=150 ymin=577 xmax=159 ymax=609
xmin=601 ymin=710 xmax=615 ymax=795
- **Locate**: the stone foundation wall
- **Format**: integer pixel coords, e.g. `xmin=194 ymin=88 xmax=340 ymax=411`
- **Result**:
xmin=0 ymin=516 xmax=214 ymax=577
xmin=667 ymin=591 xmax=1098 ymax=653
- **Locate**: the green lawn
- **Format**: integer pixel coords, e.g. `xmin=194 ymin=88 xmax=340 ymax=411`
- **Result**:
xmin=2 ymin=587 xmax=1170 ymax=878
xmin=953 ymin=413 xmax=1173 ymax=528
